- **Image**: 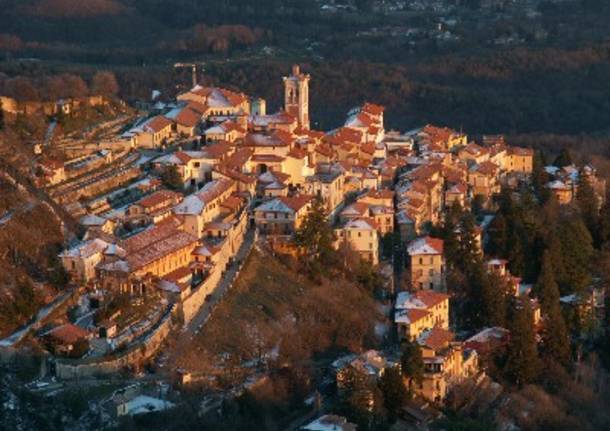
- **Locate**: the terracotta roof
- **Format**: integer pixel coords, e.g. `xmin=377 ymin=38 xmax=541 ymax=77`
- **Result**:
xmin=333 ymin=127 xmax=363 ymax=143
xmin=287 ymin=146 xmax=308 ymax=159
xmin=137 ymin=190 xmax=182 ymax=209
xmin=251 ymin=154 xmax=285 ymax=163
xmin=407 ymin=236 xmax=444 ymax=255
xmin=341 ymin=202 xmax=370 ymax=217
xmin=215 ymin=167 xmax=256 ymax=184
xmin=126 ymin=230 xmax=198 ymax=271
xmin=473 ymin=160 xmax=499 ymax=176
xmin=204 ymin=141 xmax=233 ymax=159
xmin=224 ymin=148 xmax=253 ymax=170
xmin=418 ymin=327 xmax=454 ymax=351
xmin=185 ymin=100 xmax=207 ymax=115
xmin=508 ymin=146 xmax=533 ymax=156
xmin=173 ymin=107 xmax=201 ymax=128
xmin=174 ymin=151 xmax=192 ymax=164
xmin=361 ymin=102 xmax=385 ymax=116
xmin=145 ymin=115 xmax=173 ymax=133
xmin=47 ymin=324 xmax=89 ymax=344
xmin=279 ymin=195 xmax=314 ymax=212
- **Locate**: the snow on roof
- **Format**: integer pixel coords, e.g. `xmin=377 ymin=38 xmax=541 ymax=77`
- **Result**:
xmin=394 ymin=308 xmax=430 ymax=324
xmin=255 ymin=198 xmax=293 ymax=214
xmin=547 ymin=180 xmax=569 ymax=190
xmin=342 ymin=218 xmax=377 ymax=231
xmin=396 ymin=290 xmax=449 ymax=310
xmin=79 ymin=214 xmax=109 ymax=227
xmin=465 ymin=327 xmax=509 ymax=344
xmin=417 ymin=327 xmax=454 ymax=351
xmin=173 ymin=195 xmax=204 ymax=216
xmin=407 ymin=236 xmax=444 ymax=255
xmin=207 ymin=88 xmax=232 ymax=108
xmin=125 ymin=395 xmax=175 ymax=416
xmin=303 ymin=414 xmax=356 ymax=431
xmin=60 ymin=238 xmax=111 ymax=259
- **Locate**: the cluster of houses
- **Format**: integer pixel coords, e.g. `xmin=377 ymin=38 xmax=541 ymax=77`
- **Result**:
xmin=48 ymin=65 xmax=606 ymax=412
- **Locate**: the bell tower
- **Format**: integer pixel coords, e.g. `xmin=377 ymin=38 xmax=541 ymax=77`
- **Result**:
xmin=283 ymin=64 xmax=310 ymax=130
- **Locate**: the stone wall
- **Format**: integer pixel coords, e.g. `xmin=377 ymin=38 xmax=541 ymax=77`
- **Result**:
xmin=54 ymin=305 xmax=174 ymax=379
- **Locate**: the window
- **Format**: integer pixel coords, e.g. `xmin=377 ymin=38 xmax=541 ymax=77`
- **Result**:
xmin=430 ymin=282 xmax=434 ymax=289
xmin=358 ymin=232 xmax=361 ymax=237
xmin=369 ymin=243 xmax=372 ymax=250
xmin=419 ymin=257 xmax=423 ymax=265
xmin=429 ymin=269 xmax=435 ymax=276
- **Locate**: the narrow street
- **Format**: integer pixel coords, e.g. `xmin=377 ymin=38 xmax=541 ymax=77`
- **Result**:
xmin=183 ymin=228 xmax=256 ymax=338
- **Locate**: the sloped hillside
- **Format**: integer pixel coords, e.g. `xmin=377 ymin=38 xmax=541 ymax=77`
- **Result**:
xmin=0 ymin=176 xmax=66 ymax=338
xmin=172 ymin=248 xmax=386 ymax=374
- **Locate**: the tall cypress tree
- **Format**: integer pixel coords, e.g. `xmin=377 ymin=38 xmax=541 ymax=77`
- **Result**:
xmin=401 ymin=340 xmax=424 ymax=393
xmin=457 ymin=212 xmax=482 ymax=273
xmin=553 ymin=148 xmax=573 ymax=168
xmin=294 ymin=196 xmax=337 ymax=271
xmin=600 ymin=188 xmax=610 ymax=244
xmin=378 ymin=366 xmax=407 ymax=423
xmin=486 ymin=212 xmax=507 ymax=257
xmin=576 ymin=172 xmax=600 ymax=246
xmin=558 ymin=215 xmax=594 ymax=294
xmin=532 ymin=150 xmax=550 ymax=202
xmin=505 ymin=300 xmax=539 ymax=387
xmin=536 ymin=252 xmax=571 ymax=367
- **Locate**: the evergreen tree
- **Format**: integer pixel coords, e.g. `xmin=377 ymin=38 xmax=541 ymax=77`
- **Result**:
xmin=339 ymin=367 xmax=386 ymax=431
xmin=400 ymin=340 xmax=424 ymax=393
xmin=378 ymin=366 xmax=407 ymax=423
xmin=536 ymin=252 xmax=571 ymax=367
xmin=486 ymin=212 xmax=507 ymax=257
xmin=294 ymin=196 xmax=337 ymax=272
xmin=553 ymin=148 xmax=573 ymax=168
xmin=600 ymin=188 xmax=610 ymax=244
xmin=576 ymin=172 xmax=600 ymax=246
xmin=440 ymin=205 xmax=461 ymax=268
xmin=505 ymin=300 xmax=539 ymax=386
xmin=483 ymin=271 xmax=510 ymax=328
xmin=161 ymin=165 xmax=184 ymax=190
xmin=532 ymin=150 xmax=550 ymax=202
xmin=557 ymin=215 xmax=594 ymax=293
xmin=456 ymin=212 xmax=482 ymax=273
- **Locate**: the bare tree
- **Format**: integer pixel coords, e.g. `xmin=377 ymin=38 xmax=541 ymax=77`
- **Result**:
xmin=91 ymin=71 xmax=119 ymax=97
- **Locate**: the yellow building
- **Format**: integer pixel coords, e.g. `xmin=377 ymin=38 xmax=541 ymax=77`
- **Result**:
xmin=394 ymin=290 xmax=450 ymax=341
xmin=304 ymin=170 xmax=346 ymax=214
xmin=467 ymin=161 xmax=500 ymax=199
xmin=547 ymin=180 xmax=573 ymax=204
xmin=254 ymin=195 xmax=314 ymax=235
xmin=334 ymin=218 xmax=380 ymax=265
xmin=414 ymin=327 xmax=479 ymax=403
xmin=507 ymin=147 xmax=534 ymax=173
xmin=407 ymin=236 xmax=445 ymax=291
xmin=172 ymin=179 xmax=236 ymax=237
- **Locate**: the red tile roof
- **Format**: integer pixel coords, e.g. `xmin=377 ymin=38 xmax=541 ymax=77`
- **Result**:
xmin=145 ymin=115 xmax=173 ymax=133
xmin=48 ymin=324 xmax=89 ymax=344
xmin=279 ymin=195 xmax=314 ymax=212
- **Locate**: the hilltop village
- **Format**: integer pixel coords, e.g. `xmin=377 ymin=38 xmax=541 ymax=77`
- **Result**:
xmin=1 ymin=64 xmax=608 ymax=429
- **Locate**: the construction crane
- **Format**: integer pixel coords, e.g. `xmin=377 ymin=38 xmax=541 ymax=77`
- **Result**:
xmin=174 ymin=62 xmax=205 ymax=89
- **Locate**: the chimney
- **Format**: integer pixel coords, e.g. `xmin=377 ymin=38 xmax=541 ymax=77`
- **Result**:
xmin=292 ymin=64 xmax=300 ymax=76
